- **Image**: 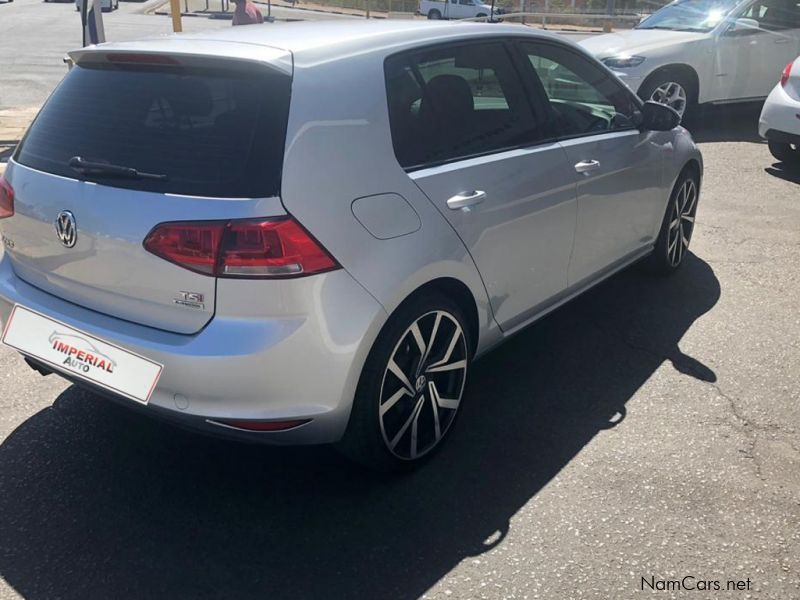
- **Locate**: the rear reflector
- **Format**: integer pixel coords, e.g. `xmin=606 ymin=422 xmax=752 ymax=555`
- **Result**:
xmin=210 ymin=418 xmax=311 ymax=432
xmin=0 ymin=175 xmax=14 ymax=219
xmin=143 ymin=216 xmax=339 ymax=278
xmin=780 ymin=61 xmax=793 ymax=88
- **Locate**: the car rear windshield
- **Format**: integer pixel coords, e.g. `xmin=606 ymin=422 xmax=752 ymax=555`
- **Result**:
xmin=14 ymin=61 xmax=291 ymax=198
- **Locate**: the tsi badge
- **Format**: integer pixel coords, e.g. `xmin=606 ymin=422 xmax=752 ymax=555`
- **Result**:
xmin=174 ymin=291 xmax=205 ymax=310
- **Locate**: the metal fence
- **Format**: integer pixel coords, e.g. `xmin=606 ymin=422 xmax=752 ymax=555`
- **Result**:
xmin=291 ymin=0 xmax=667 ymax=19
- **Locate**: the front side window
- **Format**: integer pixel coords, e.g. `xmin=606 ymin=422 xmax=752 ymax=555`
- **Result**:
xmin=738 ymin=0 xmax=800 ymax=30
xmin=520 ymin=43 xmax=639 ymax=138
xmin=385 ymin=42 xmax=539 ymax=169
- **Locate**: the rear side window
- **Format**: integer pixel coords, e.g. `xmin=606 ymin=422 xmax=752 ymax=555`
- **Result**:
xmin=385 ymin=42 xmax=540 ymax=169
xmin=15 ymin=62 xmax=291 ymax=198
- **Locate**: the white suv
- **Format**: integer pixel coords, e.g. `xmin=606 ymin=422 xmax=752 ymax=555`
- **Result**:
xmin=581 ymin=0 xmax=800 ymax=120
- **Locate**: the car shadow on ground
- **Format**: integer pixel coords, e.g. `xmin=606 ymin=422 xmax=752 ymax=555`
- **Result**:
xmin=685 ymin=102 xmax=765 ymax=144
xmin=0 ymin=255 xmax=720 ymax=600
xmin=765 ymin=161 xmax=800 ymax=184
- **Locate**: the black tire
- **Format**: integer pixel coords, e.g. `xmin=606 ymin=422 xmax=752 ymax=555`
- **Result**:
xmin=646 ymin=168 xmax=700 ymax=275
xmin=337 ymin=292 xmax=472 ymax=472
xmin=768 ymin=140 xmax=800 ymax=165
xmin=638 ymin=70 xmax=697 ymax=124
xmin=476 ymin=11 xmax=487 ymax=17
xmin=427 ymin=8 xmax=441 ymax=18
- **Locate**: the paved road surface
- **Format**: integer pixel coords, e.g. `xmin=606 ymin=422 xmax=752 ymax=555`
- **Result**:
xmin=0 ymin=2 xmax=798 ymax=597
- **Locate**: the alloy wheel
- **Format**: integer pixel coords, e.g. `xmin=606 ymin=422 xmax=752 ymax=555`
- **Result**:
xmin=379 ymin=310 xmax=468 ymax=460
xmin=650 ymin=81 xmax=687 ymax=118
xmin=666 ymin=178 xmax=697 ymax=267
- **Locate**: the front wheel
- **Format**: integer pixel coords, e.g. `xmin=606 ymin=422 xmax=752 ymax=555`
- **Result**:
xmin=639 ymin=71 xmax=696 ymax=123
xmin=768 ymin=140 xmax=800 ymax=165
xmin=427 ymin=8 xmax=441 ymax=18
xmin=338 ymin=294 xmax=471 ymax=471
xmin=646 ymin=170 xmax=700 ymax=274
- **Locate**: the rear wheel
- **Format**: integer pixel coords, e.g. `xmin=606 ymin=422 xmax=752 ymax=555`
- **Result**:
xmin=646 ymin=169 xmax=699 ymax=275
xmin=768 ymin=140 xmax=800 ymax=165
xmin=338 ymin=293 xmax=471 ymax=471
xmin=427 ymin=8 xmax=441 ymax=18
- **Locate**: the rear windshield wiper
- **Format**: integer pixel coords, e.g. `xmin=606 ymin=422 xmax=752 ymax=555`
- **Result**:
xmin=69 ymin=156 xmax=168 ymax=181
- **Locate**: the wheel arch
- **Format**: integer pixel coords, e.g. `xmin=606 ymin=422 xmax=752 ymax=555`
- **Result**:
xmin=681 ymin=158 xmax=702 ymax=182
xmin=388 ymin=277 xmax=481 ymax=358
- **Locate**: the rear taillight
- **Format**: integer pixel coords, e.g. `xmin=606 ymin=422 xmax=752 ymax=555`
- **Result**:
xmin=0 ymin=175 xmax=14 ymax=219
xmin=143 ymin=217 xmax=339 ymax=278
xmin=780 ymin=61 xmax=793 ymax=88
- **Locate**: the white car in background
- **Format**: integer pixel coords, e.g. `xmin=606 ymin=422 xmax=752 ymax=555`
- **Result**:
xmin=580 ymin=0 xmax=800 ymax=120
xmin=760 ymin=56 xmax=800 ymax=163
xmin=419 ymin=0 xmax=501 ymax=19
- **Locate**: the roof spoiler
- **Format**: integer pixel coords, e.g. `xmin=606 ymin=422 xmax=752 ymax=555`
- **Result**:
xmin=69 ymin=41 xmax=293 ymax=76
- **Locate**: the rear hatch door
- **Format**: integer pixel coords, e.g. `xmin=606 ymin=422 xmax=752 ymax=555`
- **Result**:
xmin=4 ymin=49 xmax=292 ymax=334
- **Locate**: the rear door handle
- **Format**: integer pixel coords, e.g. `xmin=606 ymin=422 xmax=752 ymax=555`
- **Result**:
xmin=774 ymin=37 xmax=791 ymax=44
xmin=574 ymin=159 xmax=600 ymax=175
xmin=447 ymin=190 xmax=486 ymax=210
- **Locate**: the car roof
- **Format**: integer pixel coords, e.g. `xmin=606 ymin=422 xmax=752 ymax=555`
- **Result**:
xmin=71 ymin=20 xmax=571 ymax=71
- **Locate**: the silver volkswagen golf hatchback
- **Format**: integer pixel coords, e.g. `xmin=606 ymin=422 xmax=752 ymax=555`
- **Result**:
xmin=0 ymin=21 xmax=702 ymax=470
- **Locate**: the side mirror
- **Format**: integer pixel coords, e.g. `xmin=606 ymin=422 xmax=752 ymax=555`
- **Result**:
xmin=640 ymin=101 xmax=681 ymax=131
xmin=726 ymin=17 xmax=760 ymax=35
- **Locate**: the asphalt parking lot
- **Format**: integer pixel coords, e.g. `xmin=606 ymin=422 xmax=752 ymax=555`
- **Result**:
xmin=1 ymin=1 xmax=799 ymax=596
xmin=1 ymin=103 xmax=798 ymax=599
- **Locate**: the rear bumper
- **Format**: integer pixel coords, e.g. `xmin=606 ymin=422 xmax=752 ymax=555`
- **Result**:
xmin=759 ymin=84 xmax=800 ymax=140
xmin=0 ymin=252 xmax=387 ymax=445
xmin=761 ymin=128 xmax=800 ymax=146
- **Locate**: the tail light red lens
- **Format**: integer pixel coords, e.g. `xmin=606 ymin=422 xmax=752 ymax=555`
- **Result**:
xmin=780 ymin=61 xmax=793 ymax=88
xmin=143 ymin=217 xmax=339 ymax=278
xmin=0 ymin=175 xmax=14 ymax=219
xmin=142 ymin=222 xmax=222 ymax=275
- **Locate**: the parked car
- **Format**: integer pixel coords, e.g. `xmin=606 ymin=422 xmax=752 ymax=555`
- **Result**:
xmin=760 ymin=56 xmax=800 ymax=163
xmin=74 ymin=0 xmax=118 ymax=12
xmin=419 ymin=0 xmax=500 ymax=19
xmin=580 ymin=0 xmax=800 ymax=121
xmin=0 ymin=21 xmax=701 ymax=470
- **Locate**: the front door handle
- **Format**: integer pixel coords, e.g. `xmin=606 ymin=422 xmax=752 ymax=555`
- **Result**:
xmin=447 ymin=190 xmax=486 ymax=210
xmin=774 ymin=37 xmax=791 ymax=44
xmin=574 ymin=159 xmax=600 ymax=175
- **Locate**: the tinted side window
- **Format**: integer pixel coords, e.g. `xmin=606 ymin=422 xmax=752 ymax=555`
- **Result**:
xmin=15 ymin=63 xmax=291 ymax=198
xmin=385 ymin=42 xmax=540 ymax=169
xmin=519 ymin=43 xmax=638 ymax=139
